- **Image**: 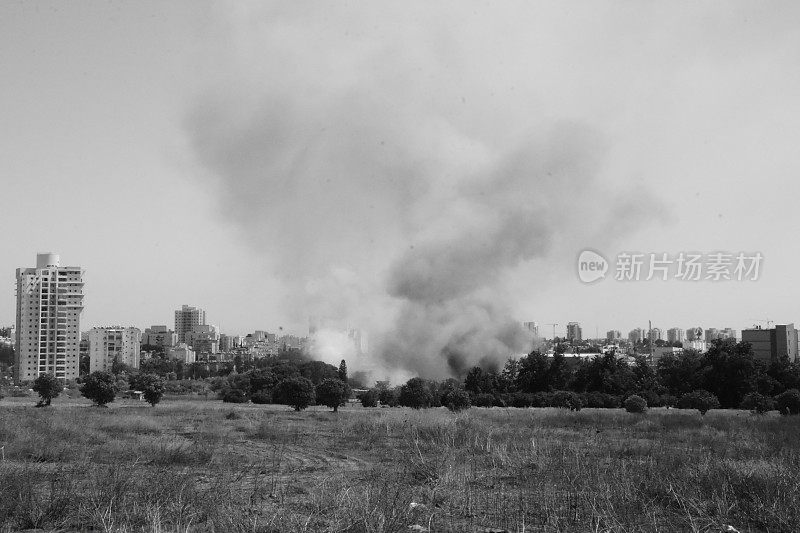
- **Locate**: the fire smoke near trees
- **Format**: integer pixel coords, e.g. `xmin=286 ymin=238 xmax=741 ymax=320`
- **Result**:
xmin=185 ymin=3 xmax=665 ymax=379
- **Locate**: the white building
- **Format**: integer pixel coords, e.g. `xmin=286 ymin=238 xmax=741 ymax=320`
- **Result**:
xmin=15 ymin=253 xmax=84 ymax=382
xmin=167 ymin=343 xmax=196 ymax=363
xmin=142 ymin=325 xmax=177 ymax=348
xmin=185 ymin=324 xmax=219 ymax=354
xmin=174 ymin=305 xmax=206 ymax=344
xmin=88 ymin=326 xmax=141 ymax=372
xmin=667 ymin=327 xmax=685 ymax=344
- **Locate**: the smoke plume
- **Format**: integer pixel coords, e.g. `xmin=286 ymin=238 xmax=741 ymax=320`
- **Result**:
xmin=185 ymin=3 xmax=666 ymax=380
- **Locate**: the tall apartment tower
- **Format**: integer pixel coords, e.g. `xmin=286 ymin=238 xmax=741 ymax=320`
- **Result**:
xmin=14 ymin=253 xmax=84 ymax=382
xmin=174 ymin=305 xmax=206 ymax=343
xmin=566 ymin=322 xmax=582 ymax=342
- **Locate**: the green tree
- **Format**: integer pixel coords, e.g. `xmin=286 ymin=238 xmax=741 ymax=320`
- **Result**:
xmin=32 ymin=373 xmax=63 ymax=407
xmin=274 ymin=377 xmax=316 ymax=411
xmin=359 ymin=389 xmax=379 ymax=408
xmin=338 ymin=359 xmax=348 ymax=382
xmin=316 ymin=378 xmax=350 ymax=412
xmin=516 ymin=352 xmax=550 ymax=393
xmin=678 ymin=389 xmax=720 ymax=415
xmin=81 ymin=371 xmax=116 ymax=407
xmin=443 ymin=389 xmax=471 ymax=412
xmin=740 ymin=392 xmax=775 ymax=414
xmin=624 ymin=394 xmax=648 ymax=414
xmin=135 ymin=373 xmax=165 ymax=407
xmin=399 ymin=377 xmax=433 ymax=409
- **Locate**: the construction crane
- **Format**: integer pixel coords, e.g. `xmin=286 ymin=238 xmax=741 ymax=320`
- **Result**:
xmin=544 ymin=323 xmax=559 ymax=340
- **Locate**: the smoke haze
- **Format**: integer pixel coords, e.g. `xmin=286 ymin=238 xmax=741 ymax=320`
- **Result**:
xmin=185 ymin=2 xmax=667 ymax=380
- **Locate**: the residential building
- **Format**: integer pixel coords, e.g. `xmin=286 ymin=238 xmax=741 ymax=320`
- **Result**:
xmin=142 ymin=325 xmax=177 ymax=348
xmin=566 ymin=322 xmax=582 ymax=342
xmin=682 ymin=340 xmax=707 ymax=352
xmin=705 ymin=328 xmax=720 ymax=342
xmin=606 ymin=330 xmax=622 ymax=342
xmin=167 ymin=343 xmax=196 ymax=364
xmin=720 ymin=328 xmax=737 ymax=341
xmin=14 ymin=253 xmax=84 ymax=381
xmin=652 ymin=346 xmax=682 ymax=365
xmin=174 ymin=305 xmax=206 ymax=344
xmin=185 ymin=324 xmax=219 ymax=355
xmin=649 ymin=328 xmax=663 ymax=342
xmin=741 ymin=324 xmax=798 ymax=363
xmin=667 ymin=328 xmax=685 ymax=344
xmin=628 ymin=328 xmax=644 ymax=343
xmin=523 ymin=322 xmax=540 ymax=337
xmin=88 ymin=326 xmax=141 ymax=372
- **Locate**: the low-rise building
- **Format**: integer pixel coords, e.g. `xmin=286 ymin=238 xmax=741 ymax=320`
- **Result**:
xmin=741 ymin=324 xmax=798 ymax=363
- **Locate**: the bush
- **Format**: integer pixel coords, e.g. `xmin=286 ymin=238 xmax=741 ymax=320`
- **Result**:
xmin=81 ymin=371 xmax=116 ymax=406
xmin=552 ymin=390 xmax=582 ymax=411
xmin=509 ymin=392 xmax=533 ymax=408
xmin=678 ymin=390 xmax=720 ymax=415
xmin=10 ymin=386 xmax=30 ymax=397
xmin=251 ymin=390 xmax=272 ymax=404
xmin=775 ymin=388 xmax=800 ymax=416
xmin=530 ymin=392 xmax=553 ymax=407
xmin=638 ymin=390 xmax=662 ymax=408
xmin=274 ymin=377 xmax=316 ymax=411
xmin=220 ymin=386 xmax=249 ymax=403
xmin=32 ymin=373 xmax=63 ymax=407
xmin=471 ymin=393 xmax=495 ymax=408
xmin=398 ymin=378 xmax=433 ymax=409
xmin=740 ymin=392 xmax=775 ymax=414
xmin=316 ymin=378 xmax=350 ymax=412
xmin=624 ymin=395 xmax=648 ymax=414
xmin=359 ymin=389 xmax=379 ymax=408
xmin=443 ymin=389 xmax=471 ymax=412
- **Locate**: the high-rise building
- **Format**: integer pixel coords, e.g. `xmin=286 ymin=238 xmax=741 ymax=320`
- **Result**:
xmin=649 ymin=328 xmax=663 ymax=342
xmin=142 ymin=325 xmax=177 ymax=348
xmin=606 ymin=330 xmax=621 ymax=341
xmin=628 ymin=328 xmax=644 ymax=343
xmin=174 ymin=305 xmax=206 ymax=344
xmin=566 ymin=322 xmax=582 ymax=342
xmin=667 ymin=328 xmax=685 ymax=344
xmin=741 ymin=324 xmax=798 ymax=363
xmin=89 ymin=327 xmax=141 ymax=372
xmin=720 ymin=328 xmax=737 ymax=341
xmin=523 ymin=322 xmax=540 ymax=337
xmin=704 ymin=328 xmax=720 ymax=342
xmin=14 ymin=253 xmax=84 ymax=382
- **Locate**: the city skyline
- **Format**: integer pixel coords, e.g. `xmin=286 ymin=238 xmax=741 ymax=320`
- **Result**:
xmin=3 ymin=2 xmax=800 ymax=377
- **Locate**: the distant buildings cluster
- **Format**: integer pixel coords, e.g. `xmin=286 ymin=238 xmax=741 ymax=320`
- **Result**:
xmin=524 ymin=318 xmax=800 ymax=365
xmin=8 ymin=253 xmax=323 ymax=383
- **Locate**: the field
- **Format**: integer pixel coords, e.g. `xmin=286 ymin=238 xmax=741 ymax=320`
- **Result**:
xmin=0 ymin=397 xmax=798 ymax=533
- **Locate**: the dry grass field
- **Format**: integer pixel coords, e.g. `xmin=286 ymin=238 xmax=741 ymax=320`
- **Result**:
xmin=0 ymin=397 xmax=798 ymax=532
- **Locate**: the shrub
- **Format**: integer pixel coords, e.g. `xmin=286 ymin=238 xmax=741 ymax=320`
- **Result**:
xmin=443 ymin=389 xmax=471 ymax=412
xmin=740 ymin=392 xmax=775 ymax=414
xmin=220 ymin=386 xmax=250 ymax=403
xmin=251 ymin=390 xmax=272 ymax=404
xmin=472 ymin=393 xmax=495 ymax=408
xmin=359 ymin=389 xmax=379 ymax=408
xmin=398 ymin=378 xmax=433 ymax=409
xmin=624 ymin=395 xmax=648 ymax=414
xmin=509 ymin=392 xmax=533 ymax=408
xmin=81 ymin=371 xmax=116 ymax=406
xmin=530 ymin=392 xmax=553 ymax=407
xmin=775 ymin=388 xmax=800 ymax=416
xmin=638 ymin=390 xmax=662 ymax=408
xmin=316 ymin=378 xmax=350 ymax=412
xmin=552 ymin=391 xmax=582 ymax=411
xmin=10 ymin=386 xmax=30 ymax=397
xmin=678 ymin=389 xmax=720 ymax=415
xmin=274 ymin=377 xmax=316 ymax=411
xmin=32 ymin=373 xmax=63 ymax=407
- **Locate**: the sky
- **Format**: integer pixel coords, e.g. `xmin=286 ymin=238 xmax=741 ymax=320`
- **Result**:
xmin=2 ymin=2 xmax=800 ymax=376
